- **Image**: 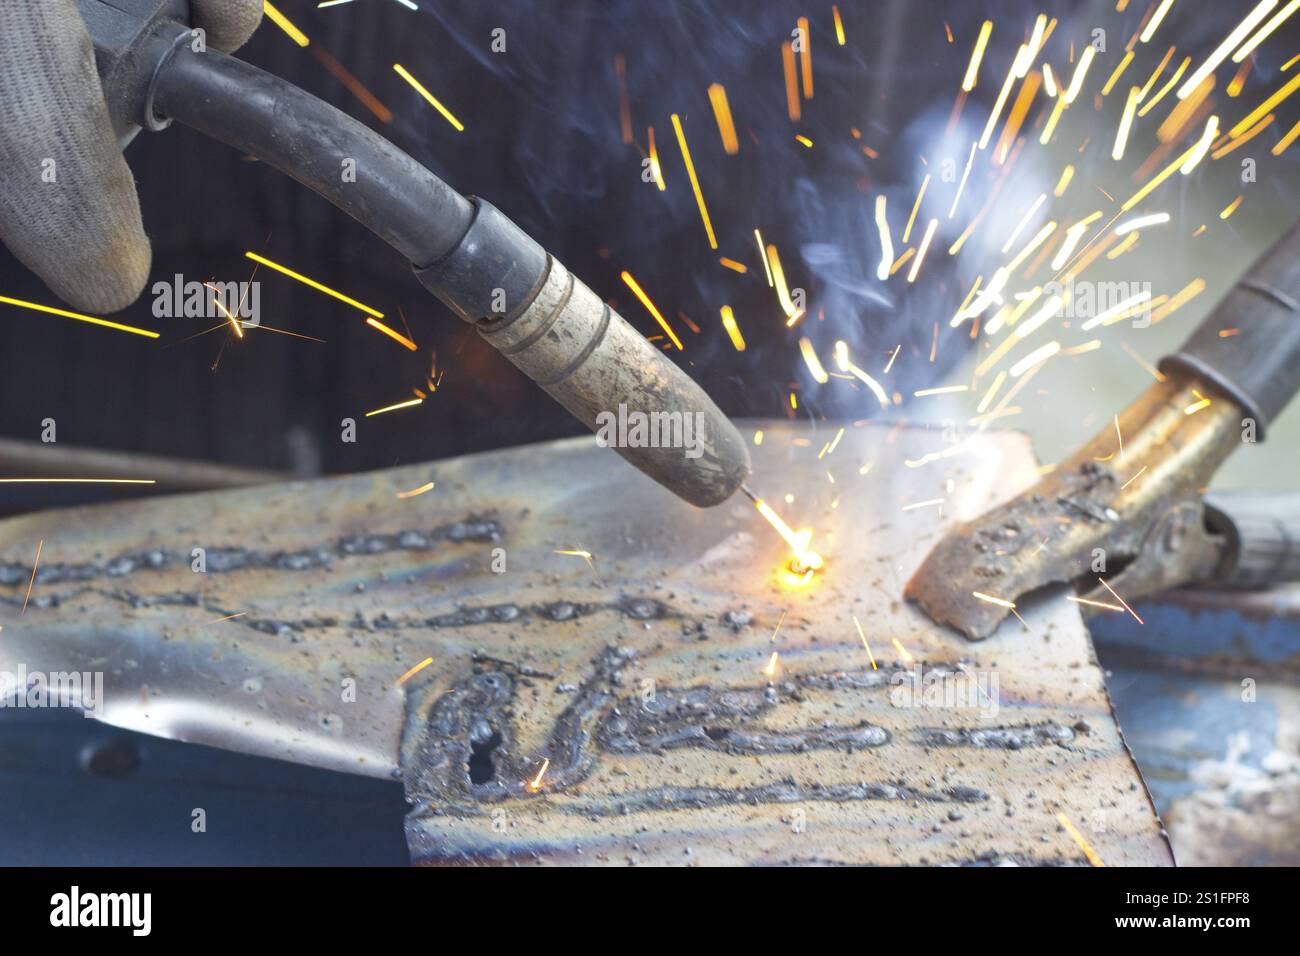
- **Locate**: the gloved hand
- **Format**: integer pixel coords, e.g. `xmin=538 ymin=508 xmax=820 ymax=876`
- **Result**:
xmin=0 ymin=0 xmax=263 ymax=315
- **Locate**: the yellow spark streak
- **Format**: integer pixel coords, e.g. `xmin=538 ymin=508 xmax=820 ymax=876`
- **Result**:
xmin=20 ymin=539 xmax=42 ymax=615
xmin=834 ymin=341 xmax=890 ymax=408
xmin=1112 ymin=86 xmax=1141 ymax=159
xmin=1081 ymin=290 xmax=1151 ymax=330
xmin=1228 ymin=71 xmax=1300 ymax=137
xmin=948 ymin=142 xmax=977 ymax=218
xmin=206 ymin=611 xmax=247 ymax=625
xmin=765 ymin=245 xmax=803 ymax=322
xmin=798 ymin=338 xmax=829 ymax=383
xmin=1184 ymin=391 xmax=1212 ymax=415
xmin=1098 ymin=576 xmax=1144 ymax=624
xmin=0 ymin=478 xmax=155 ymax=484
xmin=781 ymin=42 xmax=801 ymax=121
xmin=827 ymin=427 xmax=846 ymax=455
xmin=264 ymin=2 xmax=310 ymax=46
xmin=853 ymin=615 xmax=878 ymax=670
xmin=795 ymin=134 xmax=814 ymax=148
xmin=1220 ymin=195 xmax=1245 ymax=218
xmin=1102 ymin=50 xmax=1135 ymax=95
xmin=962 ymin=21 xmax=994 ymax=92
xmin=1043 ymin=63 xmax=1058 ymax=97
xmin=832 ymin=5 xmax=846 ymax=45
xmin=1150 ymin=278 xmax=1206 ymax=323
xmin=764 ymin=651 xmax=780 ymax=677
xmin=874 ymin=196 xmax=894 ymax=280
xmin=797 ymin=16 xmax=814 ymax=99
xmin=1212 ymin=113 xmax=1276 ymax=158
xmin=1053 ymin=164 xmax=1075 ymax=196
xmin=1057 ymin=812 xmax=1106 ymax=867
xmin=366 ymin=317 xmax=417 ymax=351
xmin=976 ymin=371 xmax=1007 ymax=415
xmin=707 ymin=84 xmax=740 ymax=155
xmin=719 ymin=257 xmax=747 ymax=273
xmin=670 ymin=114 xmax=717 ymax=249
xmin=755 ymin=229 xmax=774 ymax=286
xmin=395 ymin=656 xmax=434 ymax=686
xmin=891 ymin=637 xmax=914 ymax=664
xmin=914 ymin=385 xmax=968 ymax=398
xmin=1009 ymin=340 xmax=1060 ymax=377
xmin=1115 ymin=211 xmax=1170 ymax=235
xmin=203 ymin=283 xmax=244 ymax=338
xmin=365 ymin=397 xmax=423 ymax=417
xmin=902 ymin=497 xmax=945 ymax=512
xmin=1120 ymin=140 xmax=1201 ymax=211
xmin=647 ymin=126 xmax=666 ymax=190
xmin=0 ymin=295 xmax=159 ymax=339
xmin=1067 ymin=595 xmax=1126 ymax=611
xmin=1051 ymin=219 xmax=1092 ymax=270
xmin=753 ymin=429 xmax=764 ymax=446
xmin=528 ymin=758 xmax=551 ymax=792
xmin=979 ymin=50 xmax=1024 ymax=149
xmin=884 ymin=343 xmax=901 ymax=373
xmin=1227 ymin=57 xmax=1253 ymax=97
xmin=1180 ymin=115 xmax=1220 ymax=172
xmin=554 ymin=548 xmax=594 ymax=561
xmin=1014 ymin=294 xmax=1063 ymax=339
xmin=1178 ymin=1 xmax=1278 ymax=99
xmin=903 ymin=175 xmax=930 ymax=243
xmin=245 ymin=252 xmax=383 ymax=317
xmin=1121 ymin=465 xmax=1149 ymax=489
xmin=1234 ymin=0 xmax=1300 ymax=61
xmin=393 ymin=64 xmax=464 ymax=131
xmin=907 ymin=219 xmax=938 ymax=283
xmin=396 ymin=481 xmax=435 ymax=499
xmin=972 ymin=590 xmax=1015 ymax=609
xmin=720 ymin=305 xmax=746 ymax=351
xmin=1063 ymin=44 xmax=1097 ymax=103
xmin=1002 ymin=193 xmax=1046 ymax=253
xmin=1138 ymin=56 xmax=1191 ymax=116
xmin=1141 ymin=0 xmax=1176 ymax=43
xmin=620 ymin=271 xmax=683 ymax=350
xmin=1274 ymin=116 xmax=1300 ymax=154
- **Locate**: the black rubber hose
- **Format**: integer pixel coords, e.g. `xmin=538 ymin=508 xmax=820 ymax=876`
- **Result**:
xmin=150 ymin=43 xmax=475 ymax=267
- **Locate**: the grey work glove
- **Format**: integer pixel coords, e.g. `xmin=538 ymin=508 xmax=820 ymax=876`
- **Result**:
xmin=0 ymin=0 xmax=264 ymax=315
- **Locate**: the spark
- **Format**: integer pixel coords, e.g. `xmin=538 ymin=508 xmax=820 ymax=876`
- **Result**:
xmin=1226 ymin=71 xmax=1300 ymax=138
xmin=395 ymin=656 xmax=433 ymax=687
xmin=365 ymin=397 xmax=423 ymax=417
xmin=528 ymin=758 xmax=551 ymax=792
xmin=755 ymin=229 xmax=774 ymax=286
xmin=1112 ymin=86 xmax=1141 ymax=160
xmin=1220 ymin=195 xmax=1245 ymax=218
xmin=311 ymin=46 xmax=393 ymax=123
xmin=795 ymin=134 xmax=814 ymax=148
xmin=1140 ymin=0 xmax=1176 ymax=43
xmin=1043 ymin=63 xmax=1059 ymax=97
xmin=832 ymin=5 xmax=846 ymax=45
xmin=396 ymin=481 xmax=435 ymax=499
xmin=719 ymin=305 xmax=746 ymax=351
xmin=765 ymin=245 xmax=803 ymax=322
xmin=318 ymin=0 xmax=354 ymax=6
xmin=206 ymin=611 xmax=247 ymax=624
xmin=202 ymin=283 xmax=244 ymax=338
xmin=1212 ymin=113 xmax=1276 ymax=158
xmin=962 ymin=21 xmax=993 ymax=91
xmin=1178 ymin=1 xmax=1278 ymax=99
xmin=890 ymin=637 xmax=914 ymax=664
xmin=781 ymin=42 xmax=801 ymax=121
xmin=366 ymin=317 xmax=417 ymax=351
xmin=1138 ymin=56 xmax=1191 ymax=116
xmin=1114 ymin=211 xmax=1170 ymax=235
xmin=948 ymin=142 xmax=977 ymax=218
xmin=1097 ymin=577 xmax=1144 ymax=624
xmin=20 ymin=539 xmax=42 ymax=615
xmin=853 ymin=615 xmax=878 ymax=670
xmin=647 ymin=126 xmax=665 ymax=190
xmin=1002 ymin=193 xmax=1046 ymax=253
xmin=753 ymin=429 xmax=764 ymax=446
xmin=764 ymin=651 xmax=781 ymax=678
xmin=826 ymin=427 xmax=846 ymax=455
xmin=670 ymin=114 xmax=718 ymax=249
xmin=1120 ymin=465 xmax=1148 ymax=489
xmin=1053 ymin=164 xmax=1075 ymax=196
xmin=798 ymin=338 xmax=829 ymax=383
xmin=1180 ymin=115 xmax=1220 ymax=172
xmin=1057 ymin=812 xmax=1106 ymax=867
xmin=614 ymin=55 xmax=632 ymax=144
xmin=834 ymin=341 xmax=890 ymax=408
xmin=719 ymin=257 xmax=747 ymax=273
xmin=707 ymin=84 xmax=740 ymax=155
xmin=1014 ymin=294 xmax=1063 ymax=339
xmin=903 ymin=174 xmax=930 ymax=243
xmin=750 ymin=493 xmax=823 ymax=573
xmin=1009 ymin=341 xmax=1060 ymax=377
xmin=873 ymin=196 xmax=895 ymax=280
xmin=797 ymin=16 xmax=814 ymax=98
xmin=914 ymin=385 xmax=968 ymax=397
xmin=245 ymin=252 xmax=383 ymax=317
xmin=1184 ymin=390 xmax=1212 ymax=415
xmin=883 ymin=343 xmax=901 ymax=373
xmin=0 ymin=295 xmax=159 ymax=339
xmin=620 ymin=271 xmax=683 ymax=349
xmin=1234 ymin=0 xmax=1299 ymax=61
xmin=908 ymin=219 xmax=938 ymax=283
xmin=393 ymin=63 xmax=464 ymax=131
xmin=1119 ymin=139 xmax=1201 ymax=210
xmin=1150 ymin=278 xmax=1206 ymax=322
xmin=976 ymin=371 xmax=1007 ymax=413
xmin=264 ymin=1 xmax=310 ymax=46
xmin=1067 ymin=595 xmax=1125 ymax=612
xmin=902 ymin=498 xmax=945 ymax=512
xmin=1063 ymin=44 xmax=1097 ymax=102
xmin=1102 ymin=51 xmax=1134 ymax=95
xmin=0 ymin=478 xmax=156 ymax=485
xmin=554 ymin=548 xmax=596 ymax=571
xmin=972 ymin=590 xmax=1014 ymax=609
xmin=1274 ymin=116 xmax=1300 ymax=154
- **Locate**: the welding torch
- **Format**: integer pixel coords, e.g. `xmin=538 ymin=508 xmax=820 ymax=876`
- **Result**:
xmin=75 ymin=0 xmax=749 ymax=508
xmin=909 ymin=220 xmax=1300 ymax=639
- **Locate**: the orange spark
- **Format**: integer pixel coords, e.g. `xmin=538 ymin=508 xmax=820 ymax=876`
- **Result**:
xmin=396 ymin=656 xmax=434 ymax=687
xmin=366 ymin=317 xmax=417 ymax=351
xmin=621 ymin=271 xmax=683 ymax=349
xmin=670 ymin=114 xmax=718 ymax=249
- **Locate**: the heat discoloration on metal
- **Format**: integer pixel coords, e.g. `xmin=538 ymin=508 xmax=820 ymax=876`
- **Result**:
xmin=0 ymin=422 xmax=1171 ymax=865
xmin=907 ymin=374 xmax=1241 ymax=640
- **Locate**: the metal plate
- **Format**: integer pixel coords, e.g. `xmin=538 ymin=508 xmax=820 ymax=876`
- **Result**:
xmin=0 ymin=422 xmax=1172 ymax=865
